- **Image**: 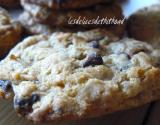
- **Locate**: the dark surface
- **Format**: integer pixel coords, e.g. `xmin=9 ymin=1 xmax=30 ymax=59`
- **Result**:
xmin=0 ymin=99 xmax=151 ymax=125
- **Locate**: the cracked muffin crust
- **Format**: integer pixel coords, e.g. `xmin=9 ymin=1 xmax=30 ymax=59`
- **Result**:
xmin=21 ymin=1 xmax=125 ymax=37
xmin=0 ymin=7 xmax=22 ymax=58
xmin=0 ymin=30 xmax=160 ymax=122
xmin=127 ymin=4 xmax=160 ymax=47
xmin=22 ymin=0 xmax=113 ymax=10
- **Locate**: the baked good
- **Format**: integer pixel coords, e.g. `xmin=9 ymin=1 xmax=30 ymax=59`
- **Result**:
xmin=19 ymin=12 xmax=95 ymax=35
xmin=0 ymin=29 xmax=118 ymax=98
xmin=19 ymin=12 xmax=101 ymax=35
xmin=19 ymin=12 xmax=54 ymax=35
xmin=22 ymin=0 xmax=113 ymax=10
xmin=19 ymin=11 xmax=125 ymax=37
xmin=21 ymin=1 xmax=125 ymax=37
xmin=0 ymin=7 xmax=22 ymax=58
xmin=0 ymin=29 xmax=160 ymax=122
xmin=0 ymin=0 xmax=20 ymax=8
xmin=127 ymin=4 xmax=160 ymax=47
xmin=21 ymin=1 xmax=123 ymax=27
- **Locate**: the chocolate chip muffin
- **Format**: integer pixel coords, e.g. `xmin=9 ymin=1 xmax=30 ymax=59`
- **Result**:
xmin=22 ymin=0 xmax=113 ymax=10
xmin=127 ymin=4 xmax=160 ymax=47
xmin=0 ymin=29 xmax=160 ymax=122
xmin=0 ymin=0 xmax=20 ymax=8
xmin=0 ymin=7 xmax=22 ymax=59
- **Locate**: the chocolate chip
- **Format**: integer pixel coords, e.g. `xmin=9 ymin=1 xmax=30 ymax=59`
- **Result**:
xmin=66 ymin=42 xmax=73 ymax=47
xmin=0 ymin=80 xmax=12 ymax=93
xmin=30 ymin=94 xmax=40 ymax=105
xmin=126 ymin=54 xmax=131 ymax=60
xmin=88 ymin=37 xmax=105 ymax=49
xmin=14 ymin=94 xmax=40 ymax=115
xmin=15 ymin=94 xmax=40 ymax=107
xmin=119 ymin=65 xmax=130 ymax=71
xmin=90 ymin=41 xmax=99 ymax=48
xmin=83 ymin=54 xmax=103 ymax=67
